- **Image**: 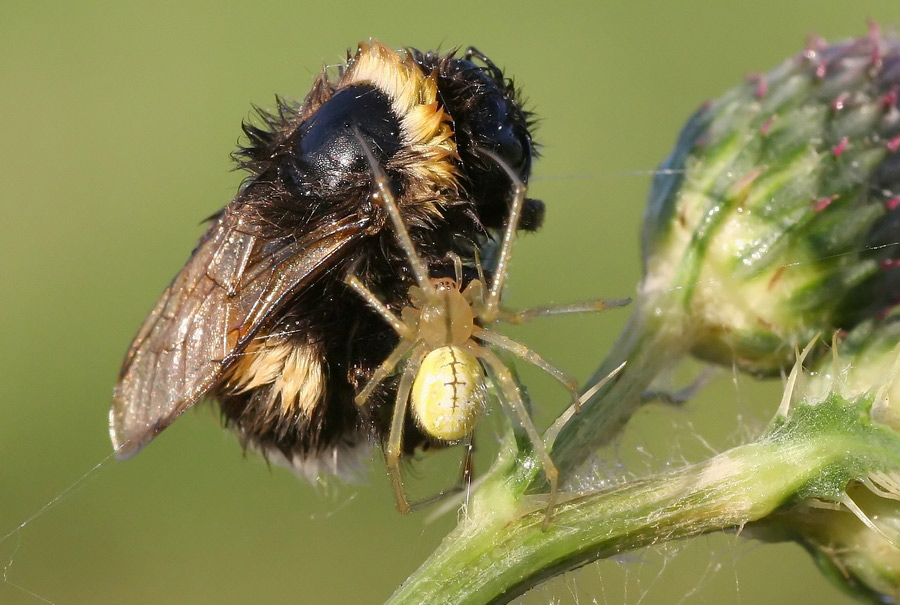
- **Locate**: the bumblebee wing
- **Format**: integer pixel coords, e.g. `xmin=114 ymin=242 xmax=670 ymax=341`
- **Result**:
xmin=110 ymin=210 xmax=365 ymax=458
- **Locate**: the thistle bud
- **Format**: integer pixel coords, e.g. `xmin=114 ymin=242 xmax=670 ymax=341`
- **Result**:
xmin=761 ymin=319 xmax=900 ymax=601
xmin=769 ymin=483 xmax=900 ymax=602
xmin=556 ymin=29 xmax=900 ymax=474
xmin=643 ymin=28 xmax=900 ymax=375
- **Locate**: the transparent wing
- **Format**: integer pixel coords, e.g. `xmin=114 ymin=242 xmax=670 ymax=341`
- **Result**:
xmin=109 ymin=210 xmax=364 ymax=458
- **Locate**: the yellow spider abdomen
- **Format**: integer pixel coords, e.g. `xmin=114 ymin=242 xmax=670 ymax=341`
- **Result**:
xmin=410 ymin=345 xmax=484 ymax=442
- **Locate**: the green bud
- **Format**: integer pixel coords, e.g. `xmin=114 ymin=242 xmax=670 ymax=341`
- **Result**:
xmin=643 ymin=29 xmax=900 ymax=375
xmin=760 ymin=319 xmax=900 ymax=602
xmin=556 ymin=29 xmax=900 ymax=477
xmin=638 ymin=34 xmax=900 ymax=599
xmin=781 ymin=484 xmax=900 ymax=603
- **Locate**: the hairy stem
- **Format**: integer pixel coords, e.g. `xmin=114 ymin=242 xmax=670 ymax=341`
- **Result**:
xmin=389 ymin=397 xmax=900 ymax=604
xmin=550 ymin=292 xmax=690 ymax=482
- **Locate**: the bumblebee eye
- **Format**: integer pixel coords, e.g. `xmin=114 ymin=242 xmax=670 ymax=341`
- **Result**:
xmin=288 ymin=85 xmax=402 ymax=190
xmin=468 ymin=95 xmax=530 ymax=178
xmin=494 ymin=129 xmax=528 ymax=176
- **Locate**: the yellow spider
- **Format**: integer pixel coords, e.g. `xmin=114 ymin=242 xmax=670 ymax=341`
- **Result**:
xmin=346 ymin=145 xmax=627 ymax=517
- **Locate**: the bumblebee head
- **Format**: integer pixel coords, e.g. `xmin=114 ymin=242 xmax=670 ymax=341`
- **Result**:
xmin=235 ymin=41 xmax=542 ymax=239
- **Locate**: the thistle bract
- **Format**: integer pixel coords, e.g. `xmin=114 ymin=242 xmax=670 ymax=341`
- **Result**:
xmin=796 ymin=485 xmax=900 ymax=603
xmin=643 ymin=30 xmax=900 ymax=375
xmin=765 ymin=319 xmax=900 ymax=602
xmin=804 ymin=319 xmax=900 ymax=430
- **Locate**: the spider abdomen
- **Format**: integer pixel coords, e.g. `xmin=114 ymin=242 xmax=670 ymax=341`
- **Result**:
xmin=410 ymin=345 xmax=485 ymax=442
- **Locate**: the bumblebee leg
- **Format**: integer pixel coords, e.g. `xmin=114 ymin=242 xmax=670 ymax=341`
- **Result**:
xmin=641 ymin=367 xmax=715 ymax=406
xmin=355 ymin=338 xmax=419 ymax=406
xmin=464 ymin=47 xmax=504 ymax=82
xmin=473 ymin=326 xmax=581 ymax=412
xmin=472 ymin=344 xmax=558 ymax=528
xmin=386 ymin=347 xmax=426 ymax=514
xmin=497 ymin=297 xmax=632 ymax=325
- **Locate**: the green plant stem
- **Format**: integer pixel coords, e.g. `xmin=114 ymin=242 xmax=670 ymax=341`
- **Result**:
xmin=550 ymin=293 xmax=690 ymax=482
xmin=388 ymin=399 xmax=900 ymax=605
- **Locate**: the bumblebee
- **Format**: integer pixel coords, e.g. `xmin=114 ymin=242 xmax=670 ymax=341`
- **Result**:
xmin=109 ymin=41 xmax=542 ymax=480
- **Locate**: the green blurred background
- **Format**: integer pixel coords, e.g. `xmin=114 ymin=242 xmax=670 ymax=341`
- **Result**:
xmin=3 ymin=2 xmax=900 ymax=603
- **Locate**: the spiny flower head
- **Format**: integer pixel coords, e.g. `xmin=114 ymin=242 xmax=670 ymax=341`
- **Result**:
xmin=643 ymin=26 xmax=900 ymax=375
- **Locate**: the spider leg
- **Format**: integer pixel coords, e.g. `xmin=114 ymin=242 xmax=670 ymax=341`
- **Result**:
xmin=544 ymin=361 xmax=627 ymax=449
xmin=472 ymin=326 xmax=582 ymax=412
xmin=386 ymin=347 xmax=426 ymax=514
xmin=476 ymin=148 xmax=526 ymax=319
xmin=396 ymin=437 xmax=477 ymax=521
xmin=497 ymin=297 xmax=632 ymax=325
xmin=444 ymin=251 xmax=463 ymax=284
xmin=402 ymin=442 xmax=472 ymax=512
xmin=471 ymin=343 xmax=558 ymax=528
xmin=462 ymin=437 xmax=475 ymax=489
xmin=473 ymin=247 xmax=486 ymax=285
xmin=354 ymin=128 xmax=433 ymax=292
xmin=355 ymin=338 xmax=419 ymax=406
xmin=345 ymin=274 xmax=409 ymax=337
